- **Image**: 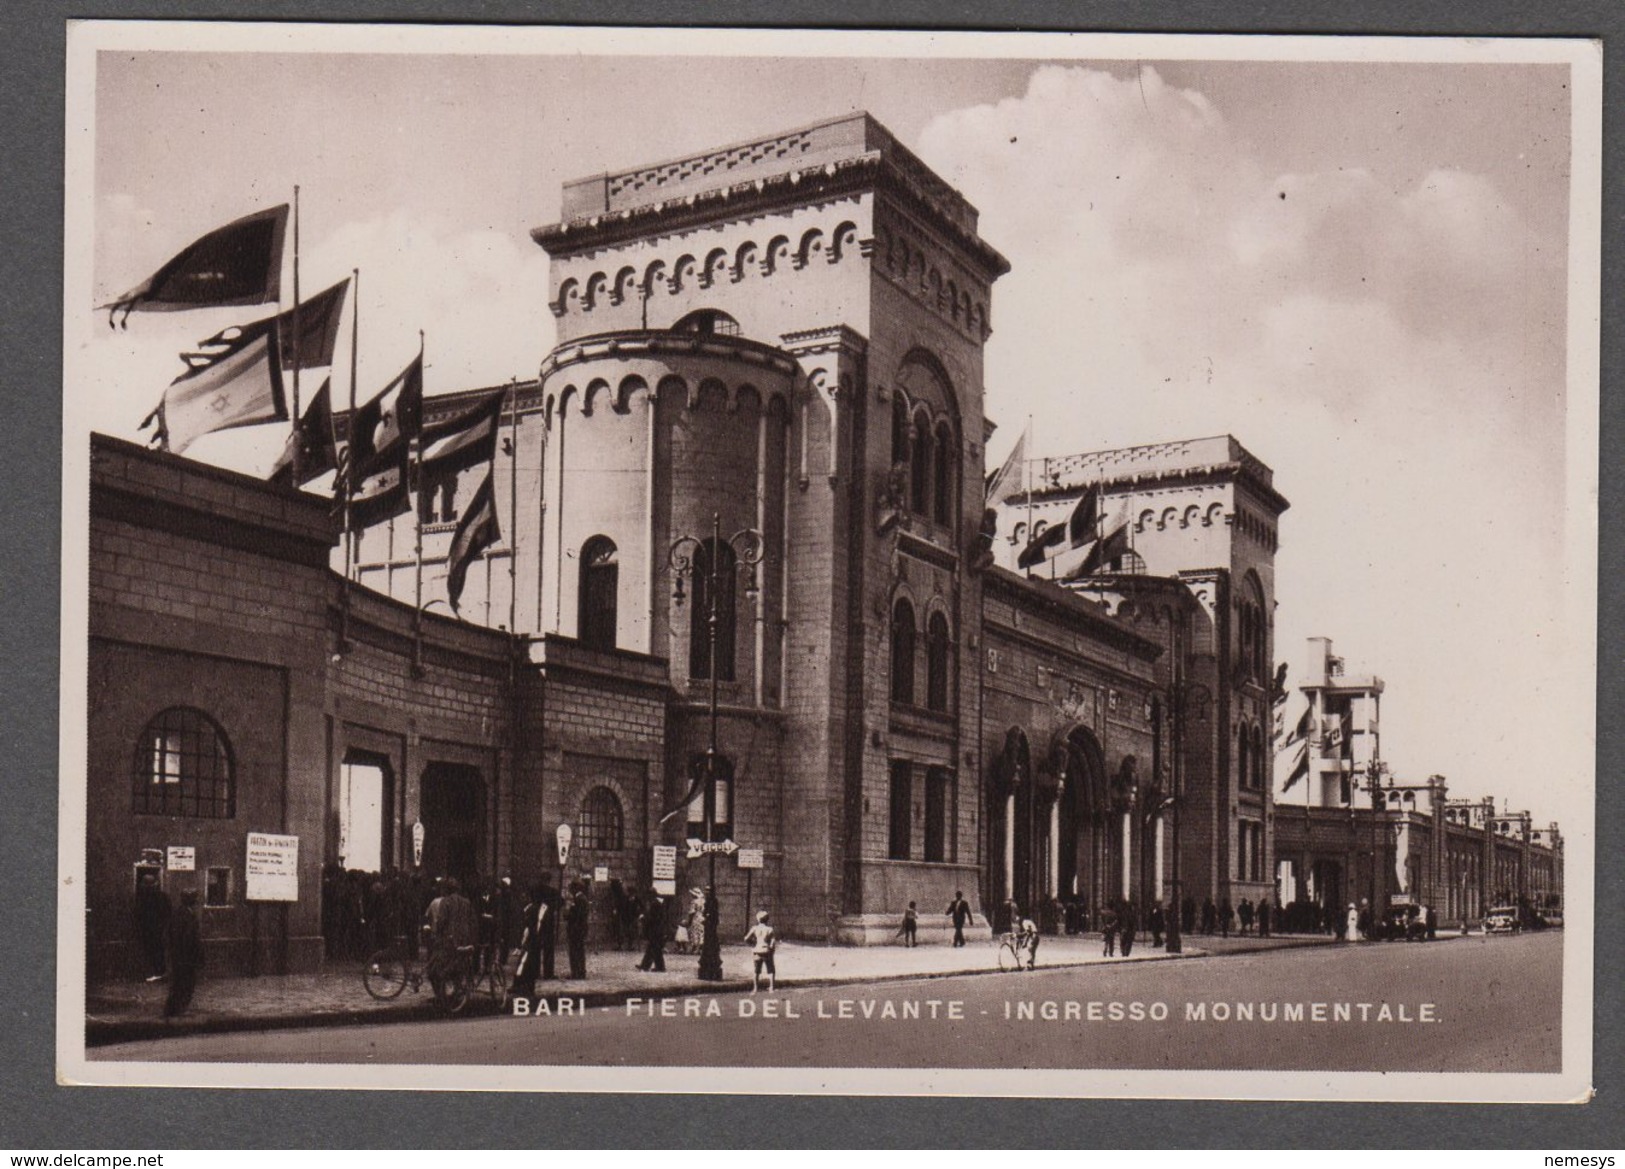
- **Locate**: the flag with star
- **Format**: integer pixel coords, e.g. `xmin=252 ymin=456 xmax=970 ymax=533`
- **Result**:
xmin=142 ymin=320 xmax=287 ymax=454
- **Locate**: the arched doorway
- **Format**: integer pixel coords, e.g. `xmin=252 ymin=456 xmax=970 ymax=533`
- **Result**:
xmin=1058 ymin=728 xmax=1111 ymax=925
xmin=419 ymin=762 xmax=486 ymax=883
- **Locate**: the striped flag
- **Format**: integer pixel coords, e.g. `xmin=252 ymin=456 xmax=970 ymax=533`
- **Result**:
xmin=103 ymin=205 xmax=288 ymax=329
xmin=420 ymin=390 xmax=504 ymax=478
xmin=446 ymin=472 xmax=500 ymax=611
xmin=145 ymin=321 xmax=287 ymax=453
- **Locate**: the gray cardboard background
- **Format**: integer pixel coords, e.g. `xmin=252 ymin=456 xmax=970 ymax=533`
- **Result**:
xmin=4 ymin=1 xmax=1620 ymax=1148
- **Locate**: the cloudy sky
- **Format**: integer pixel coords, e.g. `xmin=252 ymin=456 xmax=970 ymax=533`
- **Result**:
xmin=67 ymin=29 xmax=1594 ymax=830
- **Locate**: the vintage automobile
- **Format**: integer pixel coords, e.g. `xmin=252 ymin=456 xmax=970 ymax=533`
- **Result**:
xmin=1484 ymin=905 xmax=1521 ymax=934
xmin=1382 ymin=901 xmax=1432 ymax=941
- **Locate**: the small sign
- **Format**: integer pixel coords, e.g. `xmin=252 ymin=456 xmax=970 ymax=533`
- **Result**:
xmin=556 ymin=823 xmax=573 ymax=868
xmin=166 ymin=846 xmax=196 ymax=872
xmin=653 ymin=878 xmax=677 ymax=897
xmin=736 ymin=848 xmax=764 ymax=870
xmin=652 ymin=845 xmax=677 ymax=881
xmin=686 ymin=837 xmax=739 ymax=859
xmin=245 ymin=833 xmax=299 ymax=902
xmin=593 ymin=865 xmax=609 ymax=883
xmin=411 ymin=821 xmax=425 ymax=867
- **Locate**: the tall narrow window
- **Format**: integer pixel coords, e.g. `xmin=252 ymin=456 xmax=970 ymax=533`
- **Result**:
xmin=578 ymin=536 xmax=618 ymax=650
xmin=133 ymin=707 xmax=234 ymax=818
xmin=891 ymin=395 xmax=910 ymax=469
xmin=888 ymin=761 xmax=912 ymax=860
xmin=890 ymin=597 xmax=916 ymax=705
xmin=932 ymin=424 xmax=955 ymax=525
xmin=926 ymin=611 xmax=951 ymax=713
xmin=688 ymin=539 xmax=738 ymax=682
xmin=910 ymin=411 xmax=932 ymax=514
xmin=924 ymin=768 xmax=951 ymax=863
xmin=1237 ymin=728 xmax=1249 ymax=793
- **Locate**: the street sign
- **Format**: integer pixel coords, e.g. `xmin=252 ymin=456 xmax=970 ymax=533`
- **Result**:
xmin=556 ymin=823 xmax=573 ymax=868
xmin=166 ymin=846 xmax=196 ymax=872
xmin=411 ymin=821 xmax=424 ymax=867
xmin=245 ymin=833 xmax=298 ymax=902
xmin=686 ymin=838 xmax=738 ymax=859
xmin=652 ymin=845 xmax=677 ymax=881
xmin=736 ymin=848 xmax=764 ymax=870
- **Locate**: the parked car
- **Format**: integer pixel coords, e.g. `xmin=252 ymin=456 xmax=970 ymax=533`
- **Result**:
xmin=1383 ymin=902 xmax=1431 ymax=942
xmin=1484 ymin=905 xmax=1521 ymax=934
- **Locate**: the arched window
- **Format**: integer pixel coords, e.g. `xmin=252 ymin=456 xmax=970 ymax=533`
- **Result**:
xmin=133 ymin=707 xmax=234 ymax=818
xmin=1236 ymin=726 xmax=1249 ymax=794
xmin=910 ymin=411 xmax=932 ymax=515
xmin=577 ymin=786 xmax=624 ymax=851
xmin=932 ymin=423 xmax=955 ymax=526
xmin=891 ymin=395 xmax=910 ymax=469
xmin=926 ymin=611 xmax=952 ymax=712
xmin=578 ymin=536 xmax=618 ymax=650
xmin=890 ymin=597 xmax=916 ymax=705
xmin=688 ymin=539 xmax=738 ymax=682
xmin=672 ymin=308 xmax=741 ymax=337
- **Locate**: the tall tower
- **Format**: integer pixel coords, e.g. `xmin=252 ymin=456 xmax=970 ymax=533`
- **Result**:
xmin=530 ymin=114 xmax=1009 ymax=938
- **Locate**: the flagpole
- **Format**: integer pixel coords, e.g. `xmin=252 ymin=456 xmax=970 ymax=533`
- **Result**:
xmin=340 ymin=266 xmax=359 ymax=651
xmin=508 ymin=378 xmax=520 ymax=635
xmin=290 ymin=186 xmax=303 ymax=487
xmin=1023 ymin=415 xmax=1034 ymax=578
xmin=412 ymin=329 xmax=426 ymax=675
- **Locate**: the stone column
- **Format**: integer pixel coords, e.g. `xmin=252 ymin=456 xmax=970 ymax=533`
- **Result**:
xmin=1121 ymin=810 xmax=1133 ymax=900
xmin=1048 ymin=797 xmax=1060 ymax=897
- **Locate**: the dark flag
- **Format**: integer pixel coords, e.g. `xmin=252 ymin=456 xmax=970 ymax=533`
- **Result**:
xmin=420 ymin=390 xmax=504 ymax=479
xmin=1066 ymin=483 xmax=1100 ymax=548
xmin=144 ymin=321 xmax=287 ymax=453
xmin=445 ymin=472 xmax=500 ymax=612
xmin=1069 ymin=519 xmax=1131 ymax=578
xmin=349 ymin=447 xmax=411 ymax=529
xmin=103 ymin=205 xmax=289 ymax=329
xmin=199 ymin=278 xmax=350 ymax=371
xmin=268 ymin=378 xmax=337 ymax=487
xmin=350 ymin=352 xmax=424 ymax=477
xmin=1016 ymin=520 xmax=1067 ymax=569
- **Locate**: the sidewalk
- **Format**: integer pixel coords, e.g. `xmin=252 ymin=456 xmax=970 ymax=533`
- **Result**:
xmin=84 ymin=931 xmax=1334 ymax=1047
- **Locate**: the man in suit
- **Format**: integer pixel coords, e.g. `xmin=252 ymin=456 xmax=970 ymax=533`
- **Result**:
xmin=539 ymin=879 xmax=560 ymax=980
xmin=945 ymin=891 xmax=974 ymax=947
xmin=565 ymin=881 xmax=590 ymax=980
xmin=638 ymin=888 xmax=667 ymax=972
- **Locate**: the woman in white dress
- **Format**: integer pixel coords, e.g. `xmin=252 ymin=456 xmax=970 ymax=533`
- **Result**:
xmin=1345 ymin=902 xmax=1360 ymax=941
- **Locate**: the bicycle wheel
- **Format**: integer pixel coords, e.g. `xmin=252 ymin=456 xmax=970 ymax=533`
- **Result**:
xmin=997 ymin=939 xmax=1019 ymax=971
xmin=438 ymin=965 xmax=473 ymax=1015
xmin=363 ymin=950 xmax=409 ymax=1000
xmin=483 ymin=955 xmax=510 ymax=1010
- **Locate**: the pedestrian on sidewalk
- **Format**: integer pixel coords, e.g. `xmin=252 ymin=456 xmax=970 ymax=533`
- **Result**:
xmin=1101 ymin=903 xmax=1118 ymax=957
xmin=1238 ymin=898 xmax=1254 ymax=936
xmin=744 ymin=910 xmax=777 ymax=992
xmin=1258 ymin=897 xmax=1272 ymax=938
xmin=686 ymin=887 xmax=706 ymax=958
xmin=424 ymin=877 xmax=476 ymax=1002
xmin=135 ymin=869 xmax=170 ymax=983
xmin=1148 ymin=901 xmax=1165 ymax=949
xmin=162 ymin=889 xmax=202 ymax=1018
xmin=510 ymin=882 xmax=549 ymax=998
xmin=565 ymin=880 xmax=589 ymax=980
xmin=946 ymin=891 xmax=973 ymax=947
xmin=638 ymin=887 xmax=667 ymax=972
xmin=1343 ymin=902 xmax=1358 ymax=941
xmin=1219 ymin=898 xmax=1233 ymax=938
xmin=1202 ymin=897 xmax=1217 ymax=936
xmin=897 ymin=901 xmax=918 ymax=947
xmin=1119 ymin=899 xmax=1138 ymax=958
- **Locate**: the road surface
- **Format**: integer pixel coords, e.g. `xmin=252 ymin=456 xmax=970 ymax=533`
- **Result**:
xmin=95 ymin=931 xmax=1560 ymax=1074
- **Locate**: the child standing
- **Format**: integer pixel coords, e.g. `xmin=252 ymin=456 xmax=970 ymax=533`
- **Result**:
xmin=744 ymin=910 xmax=778 ymax=992
xmin=897 ymin=901 xmax=918 ymax=947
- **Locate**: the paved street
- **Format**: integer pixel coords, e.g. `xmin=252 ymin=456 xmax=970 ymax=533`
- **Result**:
xmin=95 ymin=931 xmax=1559 ymax=1073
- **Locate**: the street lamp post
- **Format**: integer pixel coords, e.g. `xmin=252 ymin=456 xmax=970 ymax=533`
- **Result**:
xmin=669 ymin=512 xmax=763 ymax=982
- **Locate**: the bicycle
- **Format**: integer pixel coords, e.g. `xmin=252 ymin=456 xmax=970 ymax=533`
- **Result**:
xmin=996 ymin=930 xmax=1038 ymax=972
xmin=362 ymin=946 xmax=425 ymax=1001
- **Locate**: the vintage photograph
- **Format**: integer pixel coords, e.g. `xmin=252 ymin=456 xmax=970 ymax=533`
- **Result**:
xmin=58 ymin=24 xmax=1599 ymax=1100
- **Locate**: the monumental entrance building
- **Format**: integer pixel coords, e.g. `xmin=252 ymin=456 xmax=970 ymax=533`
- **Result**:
xmin=87 ymin=114 xmax=1301 ymax=975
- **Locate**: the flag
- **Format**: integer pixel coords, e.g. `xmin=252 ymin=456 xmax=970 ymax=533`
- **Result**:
xmin=445 ymin=471 xmax=500 ymax=612
xmin=1067 ymin=483 xmax=1100 ymax=548
xmin=199 ymin=278 xmax=350 ymax=370
xmin=349 ymin=352 xmax=424 ymax=477
xmin=268 ymin=378 xmax=336 ymax=487
xmin=1278 ymin=737 xmax=1310 ymax=792
xmin=1069 ymin=519 xmax=1131 ymax=578
xmin=103 ymin=204 xmax=289 ymax=328
xmin=349 ymin=448 xmax=410 ymax=529
xmin=420 ymin=389 xmax=504 ymax=479
xmin=1016 ymin=520 xmax=1067 ymax=569
xmin=147 ymin=321 xmax=287 ymax=453
xmin=1322 ymin=712 xmax=1348 ymax=753
xmin=1274 ymin=691 xmax=1310 ymax=750
xmin=984 ymin=427 xmax=1028 ymax=507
